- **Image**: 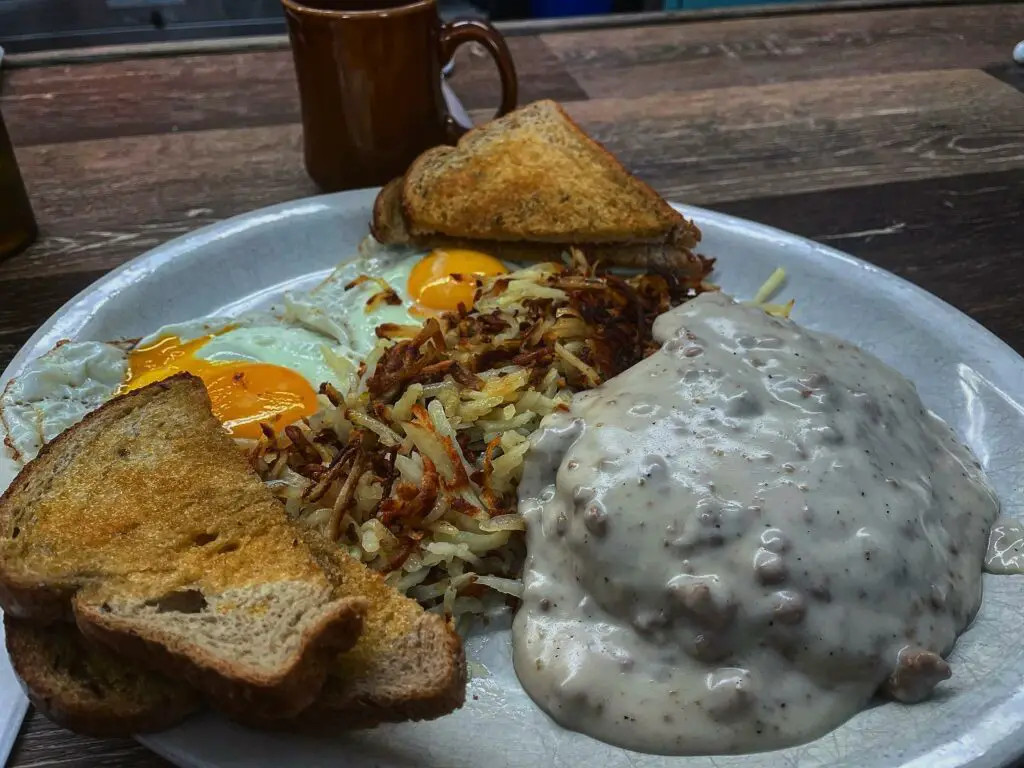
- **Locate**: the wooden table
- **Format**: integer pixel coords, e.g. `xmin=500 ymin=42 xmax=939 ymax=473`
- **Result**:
xmin=1 ymin=1 xmax=1023 ymax=764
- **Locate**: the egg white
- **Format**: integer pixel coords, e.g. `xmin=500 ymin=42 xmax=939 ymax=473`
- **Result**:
xmin=283 ymin=246 xmax=425 ymax=359
xmin=0 ymin=341 xmax=129 ymax=462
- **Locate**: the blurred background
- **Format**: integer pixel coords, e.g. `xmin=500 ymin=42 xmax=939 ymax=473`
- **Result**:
xmin=0 ymin=0 xmax=817 ymax=53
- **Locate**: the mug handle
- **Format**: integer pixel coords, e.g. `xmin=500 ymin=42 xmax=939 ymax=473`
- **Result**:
xmin=439 ymin=20 xmax=518 ymax=142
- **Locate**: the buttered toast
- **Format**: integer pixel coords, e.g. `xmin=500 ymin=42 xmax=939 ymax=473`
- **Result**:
xmin=7 ymin=529 xmax=465 ymax=735
xmin=0 ymin=374 xmax=366 ymax=719
xmin=372 ymin=100 xmax=702 ymax=272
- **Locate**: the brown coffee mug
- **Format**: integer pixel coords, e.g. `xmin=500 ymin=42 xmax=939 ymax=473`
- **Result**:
xmin=0 ymin=108 xmax=37 ymax=261
xmin=282 ymin=0 xmax=518 ymax=192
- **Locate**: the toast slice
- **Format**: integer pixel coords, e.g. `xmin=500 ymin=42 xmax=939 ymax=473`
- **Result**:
xmin=300 ymin=530 xmax=466 ymax=729
xmin=0 ymin=374 xmax=367 ymax=719
xmin=371 ymin=100 xmax=702 ymax=271
xmin=6 ymin=530 xmax=465 ymax=736
xmin=5 ymin=616 xmax=201 ymax=737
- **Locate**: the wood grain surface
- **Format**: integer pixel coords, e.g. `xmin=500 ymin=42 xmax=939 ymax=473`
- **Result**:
xmin=2 ymin=2 xmax=1024 ymax=765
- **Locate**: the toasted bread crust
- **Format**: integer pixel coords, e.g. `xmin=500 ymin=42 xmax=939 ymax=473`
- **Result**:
xmin=369 ymin=177 xmax=411 ymax=246
xmin=0 ymin=578 xmax=75 ymax=625
xmin=5 ymin=616 xmax=201 ymax=737
xmin=18 ymin=670 xmax=193 ymax=738
xmin=0 ymin=374 xmax=368 ymax=720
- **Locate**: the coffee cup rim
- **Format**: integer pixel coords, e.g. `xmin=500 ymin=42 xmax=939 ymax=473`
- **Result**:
xmin=281 ymin=0 xmax=437 ymax=19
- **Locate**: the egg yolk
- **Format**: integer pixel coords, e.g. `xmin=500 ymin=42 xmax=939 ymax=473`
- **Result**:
xmin=407 ymin=249 xmax=507 ymax=314
xmin=122 ymin=334 xmax=319 ymax=440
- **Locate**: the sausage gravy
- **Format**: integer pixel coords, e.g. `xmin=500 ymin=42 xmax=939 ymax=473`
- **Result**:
xmin=512 ymin=291 xmax=1000 ymax=755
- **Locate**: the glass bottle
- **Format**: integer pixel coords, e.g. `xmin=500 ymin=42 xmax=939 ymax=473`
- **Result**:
xmin=0 ymin=106 xmax=37 ymax=260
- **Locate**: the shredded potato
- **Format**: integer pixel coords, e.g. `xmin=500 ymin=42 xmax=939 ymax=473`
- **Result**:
xmin=749 ymin=267 xmax=794 ymax=317
xmin=250 ymin=248 xmax=713 ymax=626
xmin=753 ymin=267 xmax=786 ymax=305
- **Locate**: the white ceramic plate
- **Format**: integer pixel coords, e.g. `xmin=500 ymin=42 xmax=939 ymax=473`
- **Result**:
xmin=2 ymin=190 xmax=1023 ymax=768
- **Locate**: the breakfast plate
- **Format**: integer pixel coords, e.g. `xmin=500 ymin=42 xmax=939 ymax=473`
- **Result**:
xmin=2 ymin=189 xmax=1024 ymax=768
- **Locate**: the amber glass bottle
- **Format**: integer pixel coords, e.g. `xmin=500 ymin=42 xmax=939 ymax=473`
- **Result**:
xmin=0 ymin=107 xmax=37 ymax=260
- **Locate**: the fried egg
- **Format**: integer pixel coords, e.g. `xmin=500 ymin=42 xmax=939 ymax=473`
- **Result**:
xmin=2 ymin=241 xmax=514 ymax=463
xmin=285 ymin=244 xmax=512 ymax=358
xmin=122 ymin=320 xmax=344 ymax=440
